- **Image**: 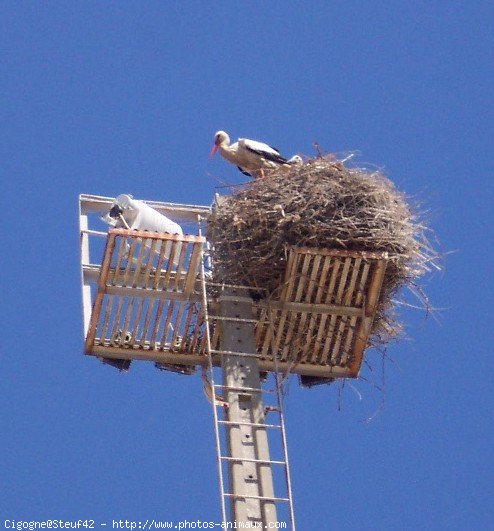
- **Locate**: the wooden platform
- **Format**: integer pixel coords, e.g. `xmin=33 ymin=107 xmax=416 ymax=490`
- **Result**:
xmin=82 ymin=226 xmax=388 ymax=378
xmin=84 ymin=228 xmax=207 ymax=365
xmin=253 ymin=247 xmax=388 ymax=377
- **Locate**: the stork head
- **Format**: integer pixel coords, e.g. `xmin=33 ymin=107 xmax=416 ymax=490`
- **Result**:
xmin=287 ymin=155 xmax=303 ymax=166
xmin=210 ymin=130 xmax=230 ymax=157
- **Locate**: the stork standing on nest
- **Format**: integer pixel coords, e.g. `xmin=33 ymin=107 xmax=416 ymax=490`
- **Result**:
xmin=210 ymin=130 xmax=301 ymax=179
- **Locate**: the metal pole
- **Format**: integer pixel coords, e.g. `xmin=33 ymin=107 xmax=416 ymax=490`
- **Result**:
xmin=219 ymin=288 xmax=278 ymax=526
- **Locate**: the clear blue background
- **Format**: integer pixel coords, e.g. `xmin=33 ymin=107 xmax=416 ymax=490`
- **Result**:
xmin=1 ymin=2 xmax=492 ymax=530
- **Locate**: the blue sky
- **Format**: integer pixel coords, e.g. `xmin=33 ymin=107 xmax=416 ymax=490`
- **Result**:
xmin=1 ymin=2 xmax=493 ymax=530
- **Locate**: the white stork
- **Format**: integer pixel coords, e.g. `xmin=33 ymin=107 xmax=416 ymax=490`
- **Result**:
xmin=210 ymin=130 xmax=300 ymax=178
xmin=286 ymin=155 xmax=303 ymax=166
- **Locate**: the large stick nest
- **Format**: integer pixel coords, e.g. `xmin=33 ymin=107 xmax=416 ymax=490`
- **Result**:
xmin=207 ymin=156 xmax=438 ymax=346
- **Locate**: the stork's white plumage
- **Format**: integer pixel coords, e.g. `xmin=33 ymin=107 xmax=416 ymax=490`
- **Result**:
xmin=210 ymin=130 xmax=295 ymax=179
xmin=286 ymin=155 xmax=303 ymax=166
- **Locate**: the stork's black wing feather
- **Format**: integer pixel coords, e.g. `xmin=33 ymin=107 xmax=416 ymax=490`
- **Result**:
xmin=244 ymin=144 xmax=288 ymax=165
xmin=237 ymin=166 xmax=252 ymax=177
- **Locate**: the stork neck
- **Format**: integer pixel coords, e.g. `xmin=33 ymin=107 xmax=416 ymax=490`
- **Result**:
xmin=219 ymin=145 xmax=239 ymax=164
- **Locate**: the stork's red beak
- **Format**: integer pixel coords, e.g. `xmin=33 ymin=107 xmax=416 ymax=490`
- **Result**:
xmin=209 ymin=144 xmax=219 ymax=158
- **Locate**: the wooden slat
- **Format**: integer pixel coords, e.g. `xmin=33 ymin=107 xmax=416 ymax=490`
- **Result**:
xmin=139 ymin=298 xmax=156 ymax=348
xmin=169 ymin=300 xmax=186 ymax=349
xmin=321 ymin=256 xmax=352 ymax=363
xmin=351 ymin=260 xmax=370 ymax=307
xmin=310 ymin=258 xmax=341 ymax=363
xmin=278 ymin=248 xmax=298 ymax=300
xmin=300 ymin=255 xmax=333 ymax=361
xmin=332 ymin=258 xmax=362 ymax=365
xmin=365 ymin=259 xmax=387 ymax=317
xmin=110 ymin=236 xmax=128 ymax=287
xmin=121 ymin=237 xmax=137 ymax=287
xmin=280 ymin=253 xmax=312 ymax=360
xmin=150 ymin=297 xmax=166 ymax=349
xmin=331 ymin=317 xmax=349 ymax=367
xmin=108 ymin=236 xmax=135 ymax=340
xmin=272 ymin=252 xmax=300 ymax=357
xmin=304 ymin=253 xmax=322 ymax=304
xmin=160 ymin=240 xmax=178 ymax=290
xmin=131 ymin=238 xmax=158 ymax=344
xmin=172 ymin=242 xmax=188 ymax=291
xmin=184 ymin=241 xmax=202 ymax=294
xmin=99 ymin=294 xmax=114 ymax=344
xmin=119 ymin=240 xmax=148 ymax=344
xmin=131 ymin=238 xmax=148 ymax=287
xmin=158 ymin=299 xmax=174 ymax=349
xmin=343 ymin=258 xmax=362 ymax=305
xmin=292 ymin=254 xmax=322 ymax=360
xmin=309 ymin=257 xmax=340 ymax=363
xmin=121 ymin=296 xmax=136 ymax=345
xmin=148 ymin=240 xmax=180 ymax=348
xmin=109 ymin=294 xmax=126 ymax=346
xmin=348 ymin=259 xmax=388 ymax=376
xmin=153 ymin=237 xmax=169 ymax=288
xmin=341 ymin=261 xmax=371 ymax=365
